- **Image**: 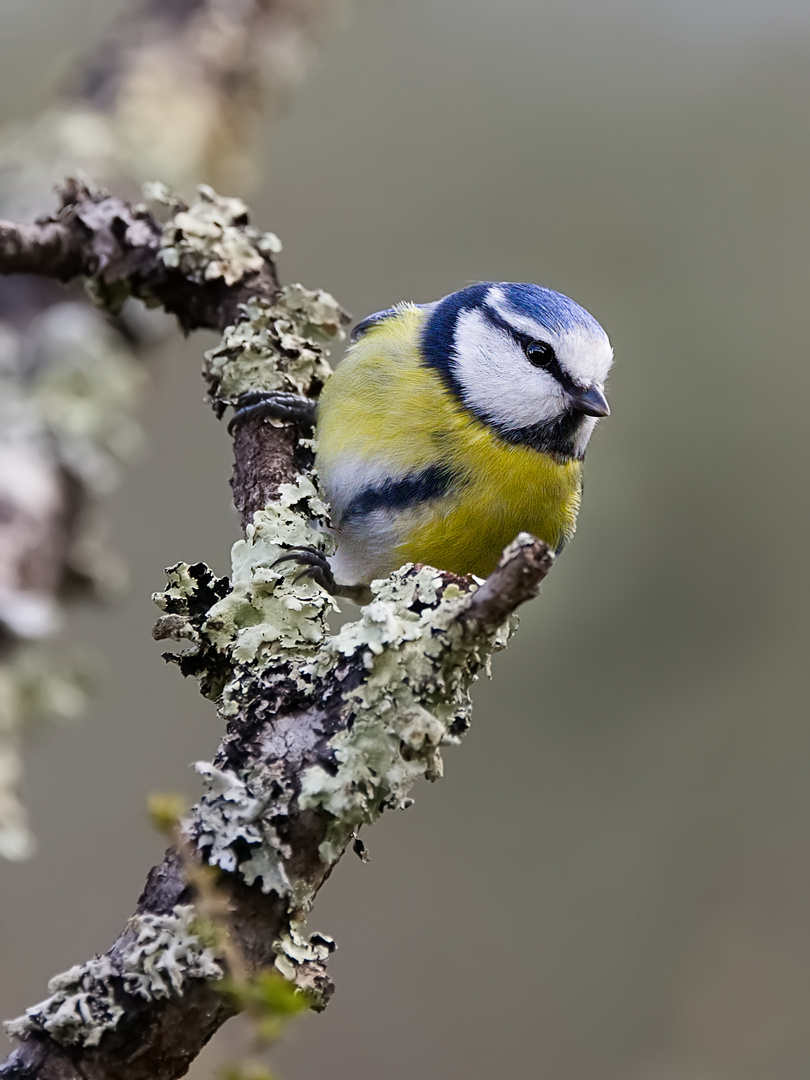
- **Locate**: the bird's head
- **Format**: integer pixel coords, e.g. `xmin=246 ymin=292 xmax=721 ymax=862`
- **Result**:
xmin=421 ymin=282 xmax=613 ymax=459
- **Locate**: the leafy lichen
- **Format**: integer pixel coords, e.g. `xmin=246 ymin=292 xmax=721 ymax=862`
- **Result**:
xmin=4 ymin=956 xmax=124 ymax=1048
xmin=164 ymin=554 xmax=514 ymax=939
xmin=297 ymin=565 xmax=512 ymax=862
xmin=121 ymin=906 xmax=224 ymax=1000
xmin=206 ymin=477 xmax=336 ymax=666
xmin=153 ymin=476 xmax=336 ymax=706
xmin=156 ymin=184 xmax=282 ymax=288
xmin=273 ymin=921 xmax=335 ymax=1007
xmin=204 ymin=288 xmax=346 ymax=407
xmin=5 ymin=906 xmax=222 ymax=1047
xmin=191 ymin=761 xmax=292 ymax=900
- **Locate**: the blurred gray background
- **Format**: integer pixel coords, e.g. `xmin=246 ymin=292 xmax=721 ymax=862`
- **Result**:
xmin=2 ymin=1 xmax=810 ymax=1078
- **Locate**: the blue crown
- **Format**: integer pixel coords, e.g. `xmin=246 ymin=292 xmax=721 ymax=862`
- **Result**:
xmin=487 ymin=282 xmax=603 ymax=338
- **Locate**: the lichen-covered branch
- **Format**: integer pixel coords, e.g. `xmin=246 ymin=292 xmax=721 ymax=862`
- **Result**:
xmin=0 ymin=180 xmax=282 ymax=334
xmin=0 ymin=0 xmax=344 ymax=857
xmin=0 ymin=183 xmax=553 ymax=1080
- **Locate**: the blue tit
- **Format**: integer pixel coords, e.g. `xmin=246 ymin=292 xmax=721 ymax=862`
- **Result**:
xmin=314 ymin=281 xmax=613 ymax=587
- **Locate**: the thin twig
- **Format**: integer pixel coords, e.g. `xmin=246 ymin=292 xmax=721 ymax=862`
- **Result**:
xmin=0 ymin=221 xmax=86 ymax=280
xmin=461 ymin=535 xmax=554 ymax=633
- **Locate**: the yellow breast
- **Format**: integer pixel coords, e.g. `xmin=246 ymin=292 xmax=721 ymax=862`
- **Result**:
xmin=316 ymin=305 xmax=582 ymax=581
xmin=396 ymin=427 xmax=581 ymax=578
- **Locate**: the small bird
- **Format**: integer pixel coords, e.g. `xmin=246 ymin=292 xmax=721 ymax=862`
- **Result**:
xmin=232 ymin=281 xmax=613 ymax=594
xmin=314 ymin=281 xmax=613 ymax=587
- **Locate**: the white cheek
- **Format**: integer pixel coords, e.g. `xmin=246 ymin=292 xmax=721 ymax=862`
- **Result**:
xmin=454 ymin=309 xmax=565 ymax=430
xmin=560 ymin=333 xmax=614 ymax=385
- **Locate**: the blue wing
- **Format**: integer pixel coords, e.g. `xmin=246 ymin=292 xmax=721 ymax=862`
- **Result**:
xmin=350 ymin=302 xmax=435 ymax=343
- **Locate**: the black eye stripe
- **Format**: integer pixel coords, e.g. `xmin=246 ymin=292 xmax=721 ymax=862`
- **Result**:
xmin=481 ymin=305 xmax=577 ymax=390
xmin=511 ymin=331 xmax=576 ymax=391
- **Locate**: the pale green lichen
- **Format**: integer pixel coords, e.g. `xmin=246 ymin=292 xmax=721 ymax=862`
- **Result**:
xmin=167 ymin=549 xmax=514 ymax=910
xmin=121 ymin=906 xmax=224 ymax=999
xmin=297 ymin=565 xmax=511 ymax=863
xmin=273 ymin=921 xmax=335 ymax=1006
xmin=4 ymin=956 xmax=123 ymax=1048
xmin=155 ymin=469 xmax=518 ymax=988
xmin=156 ymin=184 xmax=282 ymax=287
xmin=4 ymin=905 xmax=222 ymax=1047
xmin=162 ymin=551 xmax=516 ymax=988
xmin=153 ymin=477 xmax=337 ymax=707
xmin=206 ymin=477 xmax=336 ymax=667
xmin=155 ymin=478 xmax=343 ymax=912
xmin=204 ymin=287 xmax=346 ymax=405
xmin=191 ymin=762 xmax=292 ymax=899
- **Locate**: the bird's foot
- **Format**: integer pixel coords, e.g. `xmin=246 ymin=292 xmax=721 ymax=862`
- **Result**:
xmin=228 ymin=390 xmax=317 ymax=435
xmin=272 ymin=545 xmax=337 ymax=592
xmin=271 ymin=545 xmax=371 ymax=604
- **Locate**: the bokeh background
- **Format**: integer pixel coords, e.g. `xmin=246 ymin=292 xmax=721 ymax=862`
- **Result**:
xmin=2 ymin=1 xmax=810 ymax=1078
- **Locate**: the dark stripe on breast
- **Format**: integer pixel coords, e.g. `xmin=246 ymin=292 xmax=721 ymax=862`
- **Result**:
xmin=341 ymin=464 xmax=458 ymax=522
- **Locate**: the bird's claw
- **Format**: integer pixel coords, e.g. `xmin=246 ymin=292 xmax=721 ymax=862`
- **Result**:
xmin=228 ymin=390 xmax=317 ymax=435
xmin=271 ymin=545 xmax=338 ymax=594
xmin=271 ymin=545 xmax=371 ymax=603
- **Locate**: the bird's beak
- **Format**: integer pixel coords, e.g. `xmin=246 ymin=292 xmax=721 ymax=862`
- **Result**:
xmin=570 ymin=384 xmax=610 ymax=418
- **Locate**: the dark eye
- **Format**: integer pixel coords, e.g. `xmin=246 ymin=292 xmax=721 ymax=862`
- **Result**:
xmin=525 ymin=341 xmax=556 ymax=368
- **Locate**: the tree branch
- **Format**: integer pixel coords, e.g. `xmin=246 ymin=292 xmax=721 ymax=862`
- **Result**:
xmin=0 ymin=0 xmax=343 ymax=860
xmin=0 ymin=222 xmax=85 ymax=281
xmin=461 ymin=533 xmax=554 ymax=634
xmin=0 ymin=181 xmax=279 ymax=334
xmin=0 ymin=185 xmax=553 ymax=1080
